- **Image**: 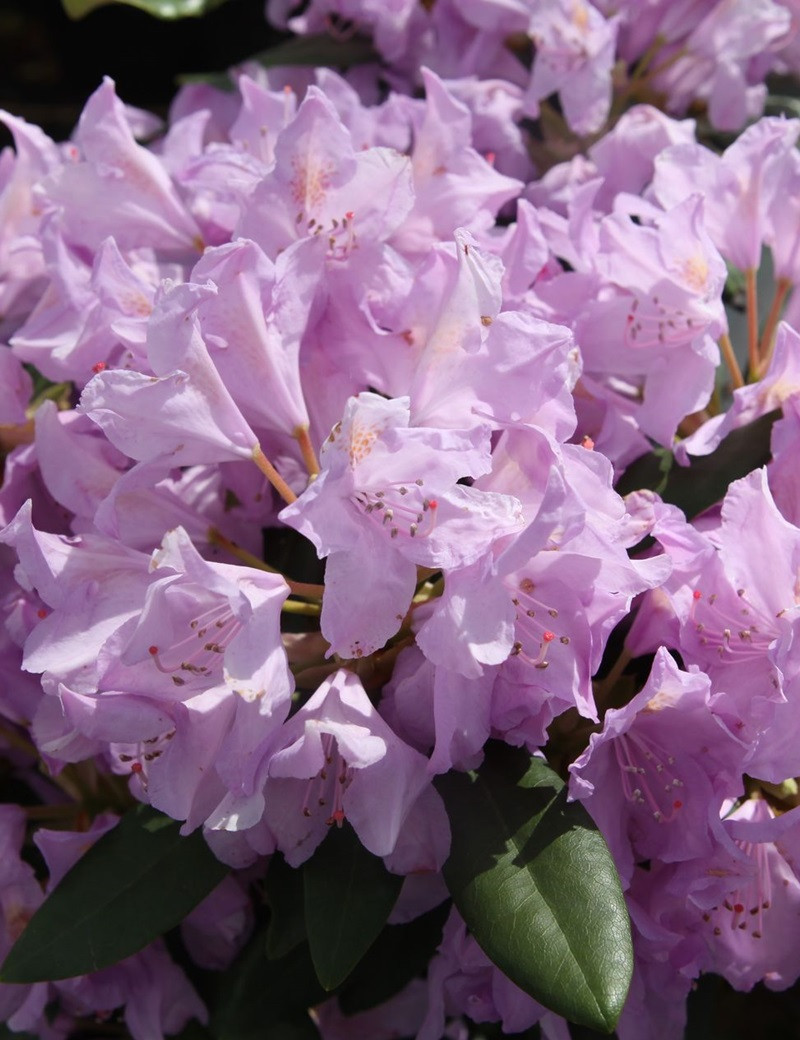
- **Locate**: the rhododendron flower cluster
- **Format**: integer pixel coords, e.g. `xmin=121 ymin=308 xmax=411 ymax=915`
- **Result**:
xmin=2 ymin=1 xmax=800 ymax=1037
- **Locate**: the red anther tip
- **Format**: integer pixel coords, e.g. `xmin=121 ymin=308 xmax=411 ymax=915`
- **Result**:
xmin=733 ymin=903 xmax=744 ymax=914
xmin=543 ymin=630 xmax=555 ymax=642
xmin=581 ymin=436 xmax=595 ymax=450
xmin=131 ymin=762 xmax=143 ymax=774
xmin=693 ymin=590 xmax=702 ymax=600
xmin=327 ymin=809 xmax=346 ymax=827
xmin=428 ymin=499 xmax=438 ymax=509
xmin=673 ymin=800 xmax=683 ymax=810
xmin=148 ymin=645 xmax=159 ymax=656
xmin=485 ymin=151 xmax=496 ymax=164
xmin=36 ymin=608 xmax=47 ymax=619
xmin=345 ymin=211 xmax=354 ymax=220
xmin=92 ymin=361 xmax=107 ymax=374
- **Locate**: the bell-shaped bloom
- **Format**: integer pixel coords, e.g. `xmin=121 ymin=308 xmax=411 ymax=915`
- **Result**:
xmin=80 ymin=281 xmax=262 ymax=468
xmin=651 ymin=115 xmax=800 ymax=271
xmin=237 ymin=86 xmax=414 ymax=257
xmin=393 ymin=69 xmax=521 ymax=253
xmin=415 ymin=431 xmax=669 ymax=766
xmin=42 ymin=78 xmax=202 ymax=254
xmin=191 ymin=236 xmax=321 ymax=437
xmin=407 ymin=229 xmax=576 ymax=438
xmin=212 ymin=669 xmax=447 ymax=869
xmin=694 ymin=799 xmax=800 ymax=992
xmin=280 ymin=392 xmax=523 ymax=658
xmin=525 ymin=0 xmax=619 ymax=135
xmin=629 ymin=469 xmax=800 ymax=783
xmin=0 ymin=501 xmax=154 ymax=693
xmin=0 ymin=111 xmax=60 ymax=324
xmin=60 ymin=526 xmax=293 ymax=826
xmin=570 ymin=648 xmax=746 ymax=885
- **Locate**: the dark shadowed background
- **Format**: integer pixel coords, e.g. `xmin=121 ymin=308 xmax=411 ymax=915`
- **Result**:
xmin=0 ymin=0 xmax=279 ymax=141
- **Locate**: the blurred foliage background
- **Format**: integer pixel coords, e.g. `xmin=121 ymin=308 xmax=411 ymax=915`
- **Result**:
xmin=0 ymin=0 xmax=279 ymax=141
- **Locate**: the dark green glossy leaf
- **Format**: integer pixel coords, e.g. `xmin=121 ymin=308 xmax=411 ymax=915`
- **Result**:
xmin=210 ymin=929 xmax=325 ymax=1040
xmin=265 ymin=854 xmax=307 ymax=959
xmin=62 ymin=0 xmax=230 ymax=19
xmin=303 ymin=822 xmax=403 ymax=991
xmin=179 ymin=30 xmax=378 ymax=88
xmin=0 ymin=806 xmax=228 ymax=982
xmin=251 ymin=32 xmax=377 ymax=70
xmin=338 ymin=898 xmax=450 ymax=1014
xmin=436 ymin=743 xmax=632 ymax=1033
xmin=615 ymin=408 xmax=779 ymax=519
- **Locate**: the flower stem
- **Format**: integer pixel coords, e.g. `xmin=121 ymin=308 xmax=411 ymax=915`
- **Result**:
xmin=294 ymin=425 xmax=320 ymax=479
xmin=593 ymin=646 xmax=632 ymax=709
xmin=758 ymin=276 xmax=792 ymax=375
xmin=208 ymin=527 xmax=324 ymax=600
xmin=718 ymin=332 xmax=745 ymax=390
xmin=24 ymin=803 xmax=86 ymax=823
xmin=251 ymin=444 xmax=297 ymax=504
xmin=282 ymin=600 xmax=322 ymax=617
xmin=745 ymin=268 xmax=759 ymax=378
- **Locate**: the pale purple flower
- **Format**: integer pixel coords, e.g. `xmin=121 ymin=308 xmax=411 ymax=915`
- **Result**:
xmin=570 ymin=648 xmax=746 ymax=885
xmin=525 ymin=0 xmax=618 ymax=136
xmin=630 ymin=469 xmax=800 ymax=784
xmin=42 ymin=78 xmax=202 ymax=255
xmin=237 ymin=86 xmax=414 ymax=257
xmin=280 ymin=391 xmax=523 ymax=658
xmin=80 ymin=281 xmax=262 ymax=469
xmin=212 ymin=669 xmax=445 ymax=869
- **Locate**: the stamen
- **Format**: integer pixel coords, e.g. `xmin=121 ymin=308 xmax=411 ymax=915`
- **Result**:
xmin=353 ymin=480 xmax=439 ymax=541
xmin=506 ymin=578 xmax=565 ymax=671
xmin=613 ymin=731 xmax=684 ymax=823
xmin=146 ymin=604 xmax=241 ymax=682
xmin=300 ymin=733 xmax=353 ymax=827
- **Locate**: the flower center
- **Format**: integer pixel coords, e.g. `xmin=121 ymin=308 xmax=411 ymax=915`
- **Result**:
xmin=704 ymin=841 xmax=772 ymax=941
xmin=508 ymin=576 xmax=569 ymax=670
xmin=147 ymin=603 xmax=241 ymax=687
xmin=113 ymin=728 xmax=176 ymax=787
xmin=301 ymin=733 xmax=354 ymax=828
xmin=352 ymin=478 xmax=439 ymax=540
xmin=690 ymin=587 xmax=775 ymax=667
xmin=614 ymin=730 xmax=684 ymax=823
xmin=625 ymin=292 xmax=702 ymax=349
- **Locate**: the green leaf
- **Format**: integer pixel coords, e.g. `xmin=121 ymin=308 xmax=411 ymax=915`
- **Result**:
xmin=265 ymin=854 xmax=307 ymax=960
xmin=436 ymin=743 xmax=632 ymax=1033
xmin=210 ymin=930 xmax=325 ymax=1040
xmin=303 ymin=822 xmax=403 ymax=991
xmin=251 ymin=32 xmax=378 ymax=70
xmin=62 ymin=0 xmax=231 ymax=19
xmin=615 ymin=408 xmax=780 ymax=520
xmin=178 ymin=31 xmax=378 ymax=90
xmin=338 ymin=898 xmax=451 ymax=1014
xmin=0 ymin=806 xmax=228 ymax=982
